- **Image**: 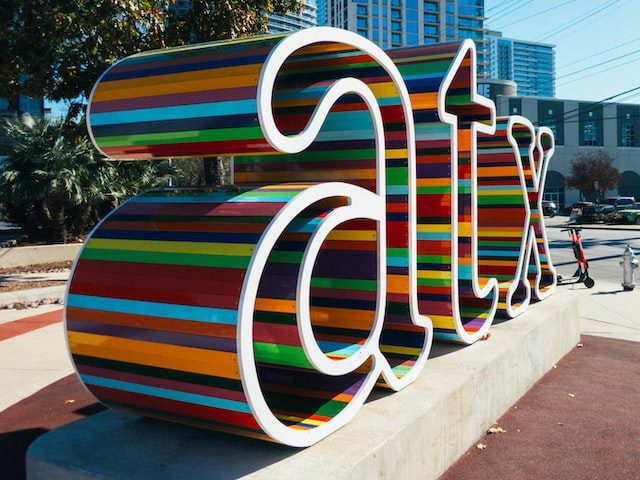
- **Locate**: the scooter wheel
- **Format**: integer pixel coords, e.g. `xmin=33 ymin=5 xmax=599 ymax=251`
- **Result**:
xmin=584 ymin=277 xmax=595 ymax=288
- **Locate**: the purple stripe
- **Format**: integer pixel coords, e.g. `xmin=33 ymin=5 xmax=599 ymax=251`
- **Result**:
xmin=67 ymin=319 xmax=236 ymax=352
xmin=91 ymin=86 xmax=257 ymax=113
xmin=78 ymin=364 xmax=246 ymax=402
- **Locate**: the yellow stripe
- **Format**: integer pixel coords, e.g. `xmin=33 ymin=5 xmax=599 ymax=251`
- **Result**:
xmin=93 ymin=64 xmax=262 ymax=101
xmin=386 ymin=148 xmax=408 ymax=159
xmin=418 ymin=270 xmax=452 ymax=280
xmin=477 ymin=190 xmax=522 ymax=196
xmin=369 ymin=81 xmax=401 ymax=98
xmin=68 ymin=331 xmax=240 ymax=379
xmin=326 ymin=230 xmax=376 ymax=241
xmin=478 ymin=229 xmax=525 ymax=236
xmin=431 ymin=316 xmax=455 ymax=328
xmin=86 ymin=238 xmax=255 ymax=256
xmin=417 ymin=224 xmax=451 ymax=233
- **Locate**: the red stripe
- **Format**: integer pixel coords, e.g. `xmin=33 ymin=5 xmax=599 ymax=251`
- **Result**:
xmin=89 ymin=385 xmax=262 ymax=431
xmin=70 ymin=260 xmax=245 ymax=309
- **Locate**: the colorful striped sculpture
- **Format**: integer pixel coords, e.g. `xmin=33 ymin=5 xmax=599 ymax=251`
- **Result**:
xmin=476 ymin=117 xmax=557 ymax=317
xmin=67 ymin=27 xmax=556 ymax=446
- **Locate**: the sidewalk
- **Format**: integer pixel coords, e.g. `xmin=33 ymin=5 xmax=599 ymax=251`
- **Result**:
xmin=1 ymin=273 xmax=639 ymax=478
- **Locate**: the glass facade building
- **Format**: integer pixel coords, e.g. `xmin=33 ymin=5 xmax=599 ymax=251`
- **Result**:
xmin=322 ymin=0 xmax=488 ymax=76
xmin=268 ymin=0 xmax=318 ymax=32
xmin=487 ymin=30 xmax=555 ymax=97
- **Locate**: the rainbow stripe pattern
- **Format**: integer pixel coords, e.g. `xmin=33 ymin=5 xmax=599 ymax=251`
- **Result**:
xmin=67 ymin=27 xmax=556 ymax=446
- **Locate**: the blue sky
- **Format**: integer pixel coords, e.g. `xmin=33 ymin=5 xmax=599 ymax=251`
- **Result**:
xmin=485 ymin=0 xmax=640 ymax=103
xmin=48 ymin=1 xmax=639 ymax=116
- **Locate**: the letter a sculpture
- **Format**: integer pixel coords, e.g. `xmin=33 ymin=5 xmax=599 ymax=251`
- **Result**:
xmin=66 ymin=27 xmax=556 ymax=446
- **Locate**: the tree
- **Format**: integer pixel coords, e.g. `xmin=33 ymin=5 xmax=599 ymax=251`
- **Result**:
xmin=1 ymin=0 xmax=300 ymax=109
xmin=0 ymin=1 xmax=168 ymax=110
xmin=566 ymin=150 xmax=620 ymax=203
xmin=1 ymin=115 xmax=176 ymax=243
xmin=2 ymin=1 xmax=299 ymax=184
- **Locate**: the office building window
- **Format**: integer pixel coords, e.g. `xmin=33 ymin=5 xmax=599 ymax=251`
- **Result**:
xmin=356 ymin=5 xmax=368 ymax=15
xmin=621 ymin=122 xmax=635 ymax=147
xmin=424 ymin=13 xmax=438 ymax=23
xmin=583 ymin=121 xmax=598 ymax=146
xmin=424 ymin=1 xmax=438 ymax=11
xmin=542 ymin=119 xmax=558 ymax=141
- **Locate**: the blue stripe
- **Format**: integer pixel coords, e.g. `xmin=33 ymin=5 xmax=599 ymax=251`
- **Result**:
xmin=67 ymin=294 xmax=237 ymax=325
xmin=90 ymin=99 xmax=257 ymax=126
xmin=81 ymin=374 xmax=251 ymax=413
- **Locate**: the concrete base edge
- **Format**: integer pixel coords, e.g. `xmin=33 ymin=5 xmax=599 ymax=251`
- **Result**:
xmin=0 ymin=243 xmax=81 ymax=268
xmin=27 ymin=293 xmax=580 ymax=480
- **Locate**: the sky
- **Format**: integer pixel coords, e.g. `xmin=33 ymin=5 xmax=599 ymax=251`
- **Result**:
xmin=48 ymin=0 xmax=639 ymax=116
xmin=484 ymin=0 xmax=640 ymax=103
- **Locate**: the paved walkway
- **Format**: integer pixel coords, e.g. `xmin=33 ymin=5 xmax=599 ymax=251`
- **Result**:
xmin=1 ymin=271 xmax=639 ymax=478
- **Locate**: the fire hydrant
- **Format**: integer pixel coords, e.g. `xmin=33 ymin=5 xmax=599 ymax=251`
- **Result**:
xmin=619 ymin=245 xmax=639 ymax=291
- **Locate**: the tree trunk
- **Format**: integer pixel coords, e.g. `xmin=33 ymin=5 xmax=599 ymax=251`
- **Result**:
xmin=70 ymin=203 xmax=93 ymax=239
xmin=203 ymin=156 xmax=225 ymax=185
xmin=47 ymin=193 xmax=67 ymax=244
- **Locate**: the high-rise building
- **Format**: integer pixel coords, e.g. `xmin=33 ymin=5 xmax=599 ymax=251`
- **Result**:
xmin=321 ymin=0 xmax=488 ymax=76
xmin=169 ymin=0 xmax=317 ymax=35
xmin=268 ymin=0 xmax=318 ymax=32
xmin=486 ymin=30 xmax=555 ymax=98
xmin=0 ymin=90 xmax=45 ymax=157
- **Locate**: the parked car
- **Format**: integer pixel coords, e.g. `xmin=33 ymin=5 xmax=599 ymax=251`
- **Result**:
xmin=579 ymin=204 xmax=615 ymax=223
xmin=618 ymin=204 xmax=640 ymax=224
xmin=604 ymin=196 xmax=636 ymax=210
xmin=542 ymin=200 xmax=556 ymax=217
xmin=562 ymin=201 xmax=593 ymax=215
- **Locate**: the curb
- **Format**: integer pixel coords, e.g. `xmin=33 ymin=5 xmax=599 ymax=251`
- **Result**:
xmin=0 ymin=286 xmax=66 ymax=309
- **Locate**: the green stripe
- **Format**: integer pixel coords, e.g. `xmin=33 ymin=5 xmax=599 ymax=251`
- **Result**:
xmin=417 ymin=278 xmax=451 ymax=287
xmin=310 ymin=277 xmax=377 ymax=291
xmin=96 ymin=126 xmax=263 ymax=148
xmin=253 ymin=343 xmax=313 ymax=369
xmin=71 ymin=354 xmax=243 ymax=391
xmin=80 ymin=248 xmax=251 ymax=268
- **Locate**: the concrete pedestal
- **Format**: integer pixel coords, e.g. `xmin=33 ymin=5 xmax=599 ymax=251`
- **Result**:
xmin=27 ymin=293 xmax=579 ymax=480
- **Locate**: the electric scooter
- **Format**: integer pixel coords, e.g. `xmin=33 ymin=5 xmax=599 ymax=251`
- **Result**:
xmin=557 ymin=226 xmax=595 ymax=288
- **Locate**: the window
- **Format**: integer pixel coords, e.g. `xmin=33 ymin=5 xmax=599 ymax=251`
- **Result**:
xmin=621 ymin=122 xmax=635 ymax=147
xmin=424 ymin=13 xmax=438 ymax=23
xmin=391 ymin=8 xmax=401 ymax=19
xmin=542 ymin=119 xmax=558 ymax=140
xmin=356 ymin=5 xmax=368 ymax=15
xmin=357 ymin=17 xmax=368 ymax=28
xmin=424 ymin=25 xmax=438 ymax=34
xmin=583 ymin=121 xmax=598 ymax=146
xmin=392 ymin=20 xmax=401 ymax=31
xmin=424 ymin=1 xmax=438 ymax=11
